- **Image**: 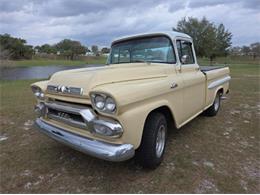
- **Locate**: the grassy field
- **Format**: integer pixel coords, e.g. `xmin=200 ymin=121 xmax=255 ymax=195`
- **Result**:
xmin=0 ymin=56 xmax=107 ymax=68
xmin=198 ymin=55 xmax=260 ymax=65
xmin=0 ymin=62 xmax=259 ymax=193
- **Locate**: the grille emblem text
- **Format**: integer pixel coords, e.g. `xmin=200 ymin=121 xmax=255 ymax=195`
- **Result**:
xmin=47 ymin=85 xmax=83 ymax=96
xmin=57 ymin=112 xmax=71 ymax=120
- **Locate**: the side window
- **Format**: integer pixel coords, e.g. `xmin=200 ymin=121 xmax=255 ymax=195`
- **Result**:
xmin=176 ymin=40 xmax=195 ymax=64
xmin=119 ymin=49 xmax=130 ymax=63
xmin=110 ymin=45 xmax=131 ymax=64
xmin=111 ymin=47 xmax=119 ymax=63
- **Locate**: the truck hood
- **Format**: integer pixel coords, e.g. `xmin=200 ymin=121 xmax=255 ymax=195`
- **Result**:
xmin=47 ymin=63 xmax=167 ymax=96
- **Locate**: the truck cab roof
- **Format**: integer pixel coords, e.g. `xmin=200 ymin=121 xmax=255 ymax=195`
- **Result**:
xmin=112 ymin=31 xmax=192 ymax=45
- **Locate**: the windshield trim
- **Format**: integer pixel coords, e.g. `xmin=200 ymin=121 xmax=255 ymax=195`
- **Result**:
xmin=109 ymin=35 xmax=177 ymax=65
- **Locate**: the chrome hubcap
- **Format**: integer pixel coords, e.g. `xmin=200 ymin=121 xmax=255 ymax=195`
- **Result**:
xmin=214 ymin=95 xmax=220 ymax=111
xmin=155 ymin=125 xmax=166 ymax=158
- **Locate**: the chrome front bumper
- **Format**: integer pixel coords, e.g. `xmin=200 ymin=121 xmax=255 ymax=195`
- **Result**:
xmin=35 ymin=118 xmax=135 ymax=162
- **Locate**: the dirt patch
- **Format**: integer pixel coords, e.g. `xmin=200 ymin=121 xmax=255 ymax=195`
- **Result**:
xmin=195 ymin=179 xmax=220 ymax=193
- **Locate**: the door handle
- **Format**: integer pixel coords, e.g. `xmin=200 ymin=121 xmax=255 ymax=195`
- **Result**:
xmin=170 ymin=83 xmax=178 ymax=89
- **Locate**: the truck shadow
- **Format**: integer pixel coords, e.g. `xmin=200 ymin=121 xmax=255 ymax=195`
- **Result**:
xmin=43 ymin=114 xmax=207 ymax=172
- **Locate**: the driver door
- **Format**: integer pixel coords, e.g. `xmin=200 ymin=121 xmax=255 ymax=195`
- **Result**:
xmin=176 ymin=39 xmax=205 ymax=123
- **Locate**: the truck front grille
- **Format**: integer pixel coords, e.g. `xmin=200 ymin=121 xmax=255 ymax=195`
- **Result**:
xmin=45 ymin=101 xmax=91 ymax=130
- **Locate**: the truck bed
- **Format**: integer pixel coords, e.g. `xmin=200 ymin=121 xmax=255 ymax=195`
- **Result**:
xmin=200 ymin=65 xmax=230 ymax=108
xmin=200 ymin=65 xmax=226 ymax=73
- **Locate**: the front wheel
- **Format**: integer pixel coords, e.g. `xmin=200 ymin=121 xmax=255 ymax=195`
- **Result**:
xmin=205 ymin=92 xmax=221 ymax=116
xmin=136 ymin=112 xmax=167 ymax=169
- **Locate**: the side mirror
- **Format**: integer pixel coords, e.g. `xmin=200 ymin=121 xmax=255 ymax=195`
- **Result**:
xmin=181 ymin=55 xmax=190 ymax=64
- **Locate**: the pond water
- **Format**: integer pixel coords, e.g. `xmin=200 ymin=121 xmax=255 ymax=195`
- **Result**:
xmin=0 ymin=64 xmax=104 ymax=80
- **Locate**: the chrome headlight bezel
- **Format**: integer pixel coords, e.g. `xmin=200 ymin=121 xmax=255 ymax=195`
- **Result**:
xmin=90 ymin=92 xmax=117 ymax=114
xmin=31 ymin=85 xmax=45 ymax=100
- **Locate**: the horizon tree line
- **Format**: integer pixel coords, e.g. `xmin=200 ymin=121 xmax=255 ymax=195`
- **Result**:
xmin=0 ymin=34 xmax=110 ymax=60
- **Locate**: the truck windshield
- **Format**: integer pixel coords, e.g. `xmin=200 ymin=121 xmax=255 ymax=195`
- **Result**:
xmin=109 ymin=36 xmax=176 ymax=64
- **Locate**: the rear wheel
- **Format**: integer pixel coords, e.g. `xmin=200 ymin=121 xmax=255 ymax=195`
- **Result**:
xmin=205 ymin=92 xmax=221 ymax=116
xmin=136 ymin=112 xmax=167 ymax=169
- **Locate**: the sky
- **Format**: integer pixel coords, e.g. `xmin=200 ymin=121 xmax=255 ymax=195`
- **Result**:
xmin=0 ymin=0 xmax=260 ymax=48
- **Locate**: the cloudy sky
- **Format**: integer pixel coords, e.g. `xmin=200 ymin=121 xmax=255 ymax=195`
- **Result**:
xmin=0 ymin=0 xmax=259 ymax=47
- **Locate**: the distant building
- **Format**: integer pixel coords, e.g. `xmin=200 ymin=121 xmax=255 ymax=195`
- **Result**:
xmin=102 ymin=53 xmax=110 ymax=57
xmin=34 ymin=48 xmax=39 ymax=54
xmin=85 ymin=51 xmax=95 ymax=56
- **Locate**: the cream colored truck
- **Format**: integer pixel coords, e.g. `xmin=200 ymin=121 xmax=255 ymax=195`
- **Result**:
xmin=32 ymin=31 xmax=230 ymax=168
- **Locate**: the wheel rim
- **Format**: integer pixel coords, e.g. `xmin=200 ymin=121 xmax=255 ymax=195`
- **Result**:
xmin=214 ymin=94 xmax=220 ymax=111
xmin=155 ymin=125 xmax=166 ymax=158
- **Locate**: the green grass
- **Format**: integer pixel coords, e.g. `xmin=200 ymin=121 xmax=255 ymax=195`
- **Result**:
xmin=228 ymin=64 xmax=260 ymax=76
xmin=0 ymin=80 xmax=37 ymax=113
xmin=197 ymin=56 xmax=260 ymax=77
xmin=198 ymin=56 xmax=260 ymax=65
xmin=0 ymin=61 xmax=260 ymax=193
xmin=0 ymin=56 xmax=107 ymax=68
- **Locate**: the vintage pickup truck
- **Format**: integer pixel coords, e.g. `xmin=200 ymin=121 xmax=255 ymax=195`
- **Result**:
xmin=32 ymin=31 xmax=230 ymax=168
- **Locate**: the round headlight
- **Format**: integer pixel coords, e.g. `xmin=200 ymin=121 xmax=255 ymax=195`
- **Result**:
xmin=91 ymin=93 xmax=117 ymax=114
xmin=31 ymin=86 xmax=44 ymax=100
xmin=94 ymin=95 xmax=105 ymax=109
xmin=105 ymin=97 xmax=116 ymax=112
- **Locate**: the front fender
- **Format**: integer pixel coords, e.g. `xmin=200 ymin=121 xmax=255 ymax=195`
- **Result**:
xmin=31 ymin=80 xmax=49 ymax=91
xmin=90 ymin=77 xmax=183 ymax=148
xmin=118 ymin=99 xmax=176 ymax=149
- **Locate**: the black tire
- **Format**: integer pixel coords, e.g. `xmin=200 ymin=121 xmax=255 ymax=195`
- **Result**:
xmin=205 ymin=92 xmax=221 ymax=116
xmin=136 ymin=112 xmax=167 ymax=169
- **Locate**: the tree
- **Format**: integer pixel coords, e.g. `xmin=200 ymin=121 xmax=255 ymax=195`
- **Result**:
xmin=101 ymin=47 xmax=110 ymax=54
xmin=55 ymin=39 xmax=87 ymax=60
xmin=229 ymin=46 xmax=241 ymax=56
xmin=215 ymin=24 xmax=232 ymax=56
xmin=35 ymin=44 xmax=57 ymax=54
xmin=0 ymin=34 xmax=33 ymax=60
xmin=173 ymin=17 xmax=232 ymax=59
xmin=230 ymin=43 xmax=260 ymax=58
xmin=250 ymin=42 xmax=260 ymax=58
xmin=241 ymin=46 xmax=251 ymax=55
xmin=0 ymin=44 xmax=12 ymax=59
xmin=91 ymin=45 xmax=99 ymax=56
